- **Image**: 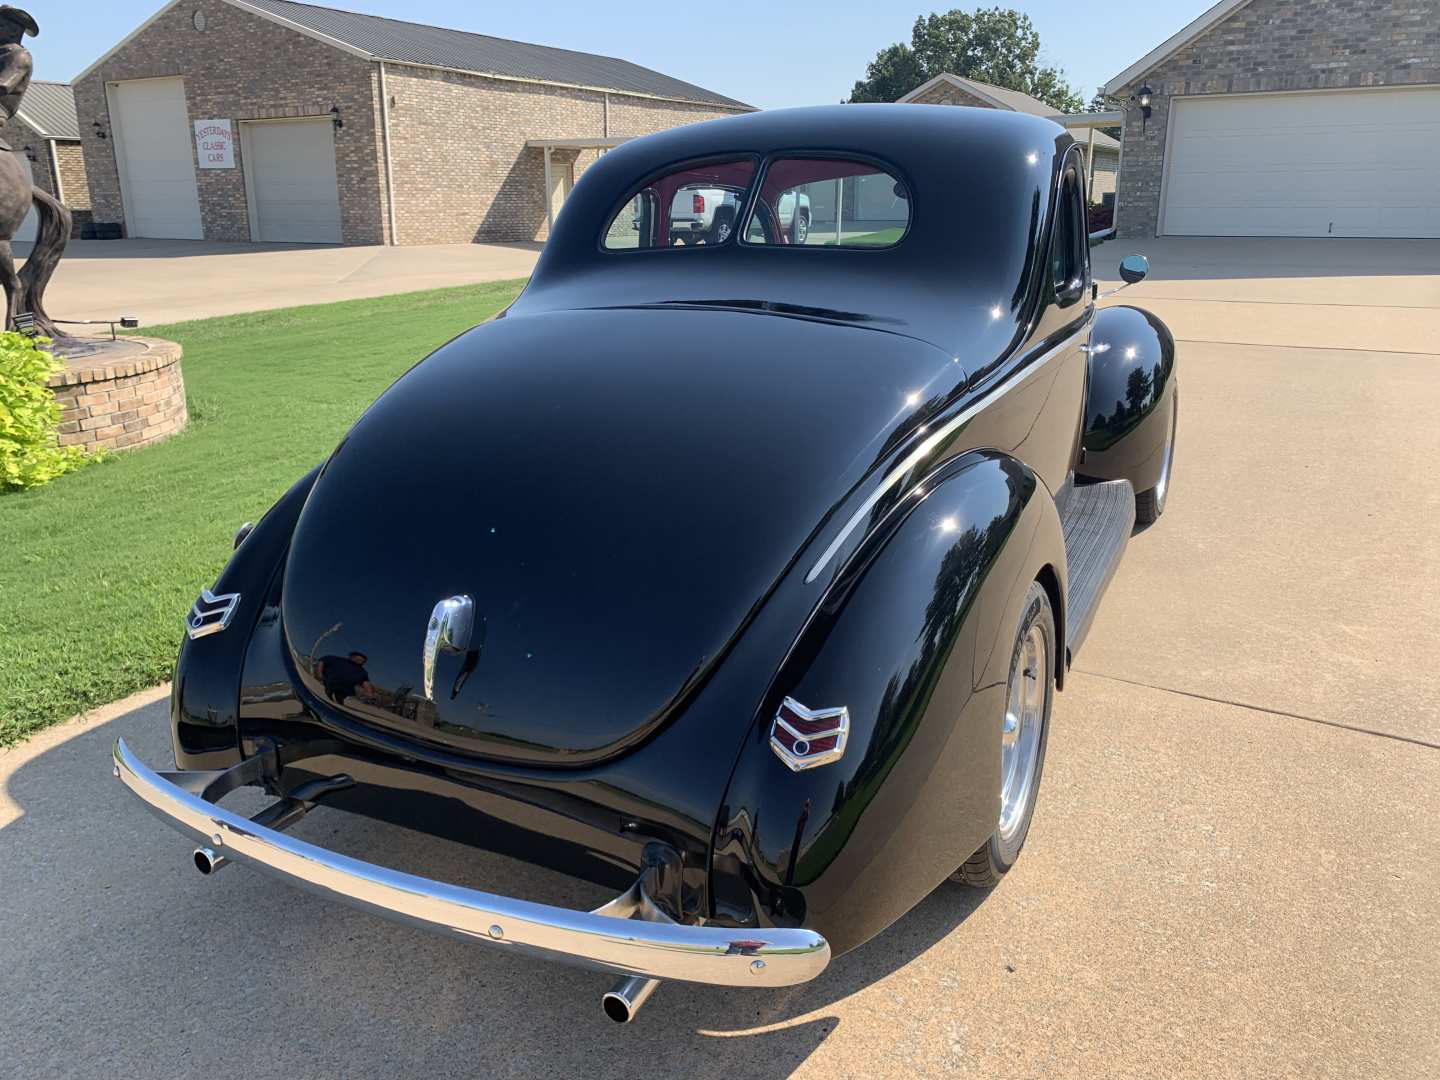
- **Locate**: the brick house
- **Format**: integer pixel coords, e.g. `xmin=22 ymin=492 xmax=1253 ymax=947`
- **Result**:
xmin=74 ymin=0 xmax=751 ymax=246
xmin=897 ymin=73 xmax=1121 ymax=203
xmin=0 ymin=81 xmax=93 ymax=239
xmin=1105 ymin=0 xmax=1440 ymax=239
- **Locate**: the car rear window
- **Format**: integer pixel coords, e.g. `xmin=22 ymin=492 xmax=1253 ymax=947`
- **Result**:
xmin=743 ymin=158 xmax=909 ymax=248
xmin=602 ymin=158 xmax=757 ymax=250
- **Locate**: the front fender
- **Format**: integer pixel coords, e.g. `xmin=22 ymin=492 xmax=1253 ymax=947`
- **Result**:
xmin=711 ymin=451 xmax=1066 ymax=955
xmin=172 ymin=465 xmax=322 ymax=769
xmin=1080 ymin=304 xmax=1177 ymax=492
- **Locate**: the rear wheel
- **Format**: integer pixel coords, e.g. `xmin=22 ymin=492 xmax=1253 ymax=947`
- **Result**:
xmin=710 ymin=210 xmax=735 ymax=245
xmin=953 ymin=581 xmax=1055 ymax=888
xmin=1135 ymin=390 xmax=1177 ymax=525
xmin=790 ymin=211 xmax=809 ymax=245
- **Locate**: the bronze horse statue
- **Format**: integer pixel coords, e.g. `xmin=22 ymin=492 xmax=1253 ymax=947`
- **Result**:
xmin=0 ymin=6 xmax=70 ymax=337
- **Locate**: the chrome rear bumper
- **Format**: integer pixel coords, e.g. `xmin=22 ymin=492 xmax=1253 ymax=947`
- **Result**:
xmin=112 ymin=738 xmax=829 ymax=989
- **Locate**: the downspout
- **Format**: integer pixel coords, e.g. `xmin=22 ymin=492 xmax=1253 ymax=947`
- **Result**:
xmin=46 ymin=138 xmax=64 ymax=204
xmin=377 ymin=60 xmax=399 ymax=245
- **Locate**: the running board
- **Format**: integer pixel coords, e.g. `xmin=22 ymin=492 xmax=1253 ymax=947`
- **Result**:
xmin=1060 ymin=479 xmax=1135 ymax=661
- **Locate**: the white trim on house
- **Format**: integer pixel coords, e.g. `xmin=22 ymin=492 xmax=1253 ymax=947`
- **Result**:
xmin=1050 ymin=110 xmax=1124 ymax=127
xmin=46 ymin=138 xmax=63 ymax=203
xmin=1103 ymin=0 xmax=1256 ymax=95
xmin=75 ymin=0 xmax=753 ymax=114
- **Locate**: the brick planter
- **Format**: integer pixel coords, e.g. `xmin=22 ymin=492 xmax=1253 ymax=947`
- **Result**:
xmin=48 ymin=338 xmax=188 ymax=452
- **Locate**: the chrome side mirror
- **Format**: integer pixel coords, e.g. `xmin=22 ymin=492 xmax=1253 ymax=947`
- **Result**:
xmin=1118 ymin=254 xmax=1150 ymax=284
xmin=1100 ymin=254 xmax=1151 ymax=300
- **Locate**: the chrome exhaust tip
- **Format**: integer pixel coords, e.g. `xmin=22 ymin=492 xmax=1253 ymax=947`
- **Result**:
xmin=192 ymin=846 xmax=228 ymax=875
xmin=602 ymin=976 xmax=659 ymax=1023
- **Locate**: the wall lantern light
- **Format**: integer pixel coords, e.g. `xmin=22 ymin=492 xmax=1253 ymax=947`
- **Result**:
xmin=92 ymin=119 xmax=107 ymax=140
xmin=329 ymin=105 xmax=344 ymax=131
xmin=1136 ymin=83 xmax=1154 ymax=131
xmin=22 ymin=144 xmax=36 ymax=163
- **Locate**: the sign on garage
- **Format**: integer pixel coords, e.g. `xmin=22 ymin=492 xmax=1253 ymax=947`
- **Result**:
xmin=194 ymin=120 xmax=235 ymax=169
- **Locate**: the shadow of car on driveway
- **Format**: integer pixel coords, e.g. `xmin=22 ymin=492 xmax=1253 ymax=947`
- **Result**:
xmin=1 ymin=694 xmax=990 ymax=1078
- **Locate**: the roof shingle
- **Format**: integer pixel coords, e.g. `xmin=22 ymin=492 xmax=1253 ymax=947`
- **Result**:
xmin=233 ymin=0 xmax=751 ymax=109
xmin=16 ymin=80 xmax=80 ymax=140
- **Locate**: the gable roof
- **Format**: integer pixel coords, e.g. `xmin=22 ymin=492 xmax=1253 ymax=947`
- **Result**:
xmin=898 ymin=73 xmax=1120 ymax=152
xmin=78 ymin=0 xmax=752 ymax=110
xmin=1103 ymin=0 xmax=1255 ymax=94
xmin=15 ymin=81 xmax=79 ymax=140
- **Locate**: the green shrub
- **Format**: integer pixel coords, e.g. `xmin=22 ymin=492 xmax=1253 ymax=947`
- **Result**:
xmin=0 ymin=331 xmax=100 ymax=492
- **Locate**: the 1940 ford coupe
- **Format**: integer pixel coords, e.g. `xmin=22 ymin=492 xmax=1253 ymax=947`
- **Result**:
xmin=114 ymin=105 xmax=1176 ymax=1023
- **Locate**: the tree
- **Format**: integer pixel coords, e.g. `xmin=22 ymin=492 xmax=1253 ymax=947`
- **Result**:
xmin=849 ymin=7 xmax=1083 ymax=113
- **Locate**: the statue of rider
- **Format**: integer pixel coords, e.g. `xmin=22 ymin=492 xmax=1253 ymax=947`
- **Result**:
xmin=0 ymin=5 xmax=37 ymax=151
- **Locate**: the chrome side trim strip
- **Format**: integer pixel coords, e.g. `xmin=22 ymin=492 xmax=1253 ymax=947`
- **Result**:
xmin=112 ymin=738 xmax=830 ymax=988
xmin=804 ymin=327 xmax=1088 ymax=584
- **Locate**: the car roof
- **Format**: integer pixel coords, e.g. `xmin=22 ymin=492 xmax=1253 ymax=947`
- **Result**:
xmin=521 ymin=105 xmax=1078 ymax=361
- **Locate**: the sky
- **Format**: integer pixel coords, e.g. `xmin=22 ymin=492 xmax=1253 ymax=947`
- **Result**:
xmin=32 ymin=0 xmax=1218 ymax=109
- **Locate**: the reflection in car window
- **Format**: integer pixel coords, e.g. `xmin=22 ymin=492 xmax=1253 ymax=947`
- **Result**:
xmin=743 ymin=158 xmax=909 ymax=247
xmin=602 ymin=159 xmax=757 ymax=250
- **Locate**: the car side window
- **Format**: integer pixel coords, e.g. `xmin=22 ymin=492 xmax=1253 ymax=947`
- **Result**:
xmin=742 ymin=158 xmax=909 ymax=247
xmin=602 ymin=159 xmax=757 ymax=250
xmin=1051 ymin=164 xmax=1087 ymax=305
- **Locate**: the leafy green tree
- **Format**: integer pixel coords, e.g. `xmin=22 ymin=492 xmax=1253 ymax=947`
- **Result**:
xmin=849 ymin=7 xmax=1083 ymax=113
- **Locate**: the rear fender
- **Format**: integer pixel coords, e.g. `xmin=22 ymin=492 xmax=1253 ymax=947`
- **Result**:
xmin=1079 ymin=305 xmax=1177 ymax=492
xmin=173 ymin=466 xmax=322 ymax=769
xmin=711 ymin=451 xmax=1066 ymax=955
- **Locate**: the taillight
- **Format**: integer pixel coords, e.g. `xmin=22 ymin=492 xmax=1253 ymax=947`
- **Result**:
xmin=692 ymin=193 xmax=705 ymax=214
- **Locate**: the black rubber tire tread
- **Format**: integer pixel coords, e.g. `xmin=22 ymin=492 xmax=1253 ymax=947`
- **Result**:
xmin=952 ymin=580 xmax=1055 ymax=889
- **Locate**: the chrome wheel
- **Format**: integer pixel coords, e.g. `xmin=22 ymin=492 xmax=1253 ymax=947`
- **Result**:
xmin=998 ymin=622 xmax=1046 ymax=845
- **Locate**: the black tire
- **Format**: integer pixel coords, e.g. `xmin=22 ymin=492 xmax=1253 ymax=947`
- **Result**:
xmin=790 ymin=210 xmax=809 ymax=245
xmin=952 ymin=581 xmax=1055 ymax=889
xmin=1135 ymin=389 xmax=1177 ymax=526
xmin=709 ymin=210 xmax=735 ymax=245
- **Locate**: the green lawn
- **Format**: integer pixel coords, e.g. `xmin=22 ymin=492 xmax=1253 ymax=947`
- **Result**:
xmin=825 ymin=227 xmax=905 ymax=247
xmin=0 ymin=279 xmax=527 ymax=746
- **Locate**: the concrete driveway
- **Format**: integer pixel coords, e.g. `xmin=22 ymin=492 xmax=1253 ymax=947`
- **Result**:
xmin=3 ymin=238 xmax=1437 ymax=1078
xmin=17 ymin=238 xmax=542 ymax=327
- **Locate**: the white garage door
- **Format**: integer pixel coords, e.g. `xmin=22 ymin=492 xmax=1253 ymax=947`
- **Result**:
xmin=1161 ymin=88 xmax=1440 ymax=238
xmin=109 ymin=77 xmax=203 ymax=239
xmin=243 ymin=119 xmax=343 ymax=244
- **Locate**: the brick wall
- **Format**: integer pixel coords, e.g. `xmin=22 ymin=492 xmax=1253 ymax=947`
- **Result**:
xmin=1112 ymin=0 xmax=1440 ymax=238
xmin=385 ymin=65 xmax=746 ymax=244
xmin=50 ymin=342 xmax=188 ymax=451
xmin=75 ymin=0 xmax=387 ymax=243
xmin=908 ymin=83 xmax=995 ymax=108
xmin=53 ymin=141 xmax=91 ymax=210
xmin=0 ymin=114 xmax=55 ymax=197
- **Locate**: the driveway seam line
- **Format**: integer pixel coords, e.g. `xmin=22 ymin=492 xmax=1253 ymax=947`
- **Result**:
xmin=1132 ymin=296 xmax=1439 ymax=311
xmin=1072 ymin=669 xmax=1440 ymax=751
xmin=1173 ymin=338 xmax=1440 ymax=359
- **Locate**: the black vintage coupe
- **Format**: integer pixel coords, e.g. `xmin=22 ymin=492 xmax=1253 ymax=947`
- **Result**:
xmin=114 ymin=105 xmax=1176 ymax=1022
